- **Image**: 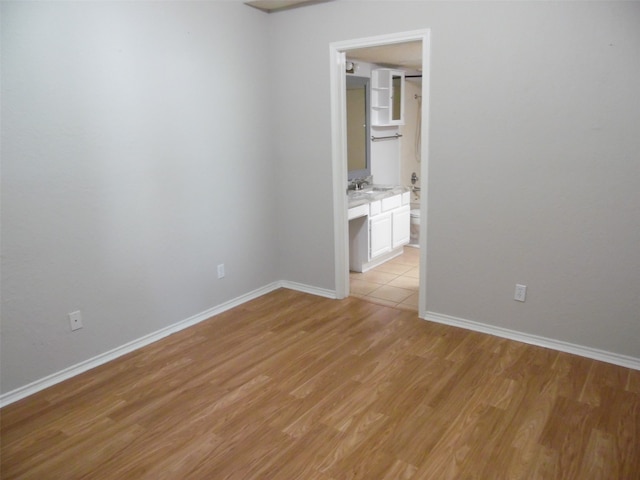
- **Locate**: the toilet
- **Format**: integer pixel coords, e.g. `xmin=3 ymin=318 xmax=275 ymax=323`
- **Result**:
xmin=410 ymin=207 xmax=420 ymax=246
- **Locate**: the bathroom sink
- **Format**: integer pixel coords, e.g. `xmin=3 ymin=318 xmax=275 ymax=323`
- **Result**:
xmin=349 ymin=189 xmax=375 ymax=195
xmin=372 ymin=186 xmax=393 ymax=191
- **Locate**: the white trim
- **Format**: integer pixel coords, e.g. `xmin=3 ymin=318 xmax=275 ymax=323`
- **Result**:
xmin=329 ymin=47 xmax=349 ymax=300
xmin=0 ymin=280 xmax=338 ymax=407
xmin=418 ymin=31 xmax=431 ymax=316
xmin=423 ymin=310 xmax=640 ymax=371
xmin=278 ymin=280 xmax=337 ymax=299
xmin=0 ymin=282 xmax=272 ymax=407
xmin=3 ymin=285 xmax=637 ymax=407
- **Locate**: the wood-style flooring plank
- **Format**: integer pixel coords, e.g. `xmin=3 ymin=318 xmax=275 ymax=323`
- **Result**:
xmin=1 ymin=289 xmax=639 ymax=479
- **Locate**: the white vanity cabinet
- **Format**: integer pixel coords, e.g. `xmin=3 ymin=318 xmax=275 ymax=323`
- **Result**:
xmin=371 ymin=69 xmax=405 ymax=126
xmin=392 ymin=205 xmax=411 ymax=248
xmin=371 ymin=193 xmax=410 ymax=257
xmin=369 ymin=212 xmax=392 ymax=258
xmin=348 ymin=191 xmax=410 ymax=272
xmin=348 ymin=190 xmax=411 ymax=272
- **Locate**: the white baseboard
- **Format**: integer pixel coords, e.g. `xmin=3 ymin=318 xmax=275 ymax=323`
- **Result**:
xmin=8 ymin=284 xmax=635 ymax=407
xmin=278 ymin=280 xmax=337 ymax=299
xmin=0 ymin=282 xmax=287 ymax=407
xmin=422 ymin=310 xmax=640 ymax=371
xmin=356 ymin=247 xmax=404 ymax=273
xmin=1 ymin=280 xmax=339 ymax=407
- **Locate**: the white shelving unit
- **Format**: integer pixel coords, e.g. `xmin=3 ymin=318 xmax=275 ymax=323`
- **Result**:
xmin=371 ymin=68 xmax=405 ymax=126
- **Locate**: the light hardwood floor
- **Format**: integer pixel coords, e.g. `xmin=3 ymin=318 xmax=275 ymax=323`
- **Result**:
xmin=1 ymin=289 xmax=639 ymax=479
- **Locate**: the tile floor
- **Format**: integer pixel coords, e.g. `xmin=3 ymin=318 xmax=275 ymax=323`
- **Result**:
xmin=349 ymin=247 xmax=420 ymax=311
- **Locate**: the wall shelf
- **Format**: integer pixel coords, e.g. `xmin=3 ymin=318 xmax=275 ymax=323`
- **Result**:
xmin=371 ymin=69 xmax=405 ymax=126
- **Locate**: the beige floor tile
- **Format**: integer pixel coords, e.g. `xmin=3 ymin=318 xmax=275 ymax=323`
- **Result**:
xmin=359 ymin=270 xmax=398 ymax=285
xmin=401 ymin=247 xmax=420 ymax=258
xmin=349 ymin=293 xmax=368 ymax=301
xmin=349 ymin=247 xmax=421 ymax=309
xmin=374 ymin=257 xmax=418 ymax=275
xmin=390 ymin=254 xmax=418 ymax=267
xmin=404 ymin=267 xmax=420 ymax=279
xmin=349 ymin=278 xmax=381 ymax=296
xmin=374 ymin=262 xmax=413 ymax=275
xmin=388 ymin=275 xmax=419 ymax=291
xmin=400 ymin=292 xmax=420 ymax=308
xmin=390 ymin=259 xmax=417 ymax=268
xmin=368 ymin=285 xmax=414 ymax=303
xmin=359 ymin=296 xmax=398 ymax=308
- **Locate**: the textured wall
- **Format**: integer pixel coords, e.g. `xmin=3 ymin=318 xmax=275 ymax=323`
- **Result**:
xmin=270 ymin=1 xmax=640 ymax=357
xmin=1 ymin=2 xmax=277 ymax=393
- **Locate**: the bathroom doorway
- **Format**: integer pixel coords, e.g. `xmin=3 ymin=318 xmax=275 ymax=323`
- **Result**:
xmin=329 ymin=30 xmax=430 ymax=315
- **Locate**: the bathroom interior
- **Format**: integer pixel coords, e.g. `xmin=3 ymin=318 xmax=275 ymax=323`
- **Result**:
xmin=345 ymin=41 xmax=423 ymax=310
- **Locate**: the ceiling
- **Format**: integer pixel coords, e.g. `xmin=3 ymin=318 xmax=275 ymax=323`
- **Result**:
xmin=245 ymin=0 xmax=333 ymax=13
xmin=346 ymin=41 xmax=422 ymax=72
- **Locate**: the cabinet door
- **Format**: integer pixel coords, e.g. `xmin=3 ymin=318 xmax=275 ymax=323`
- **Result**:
xmin=390 ymin=71 xmax=405 ymax=125
xmin=392 ymin=205 xmax=411 ymax=249
xmin=369 ymin=213 xmax=392 ymax=259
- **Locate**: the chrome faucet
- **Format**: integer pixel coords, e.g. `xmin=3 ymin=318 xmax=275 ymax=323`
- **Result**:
xmin=348 ymin=178 xmax=370 ymax=191
xmin=355 ymin=179 xmax=369 ymax=190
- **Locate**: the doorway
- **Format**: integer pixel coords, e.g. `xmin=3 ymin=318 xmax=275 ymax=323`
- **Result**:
xmin=329 ymin=30 xmax=430 ymax=316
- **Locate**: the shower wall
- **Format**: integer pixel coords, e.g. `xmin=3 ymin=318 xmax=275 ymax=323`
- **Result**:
xmin=400 ymin=78 xmax=422 ymax=192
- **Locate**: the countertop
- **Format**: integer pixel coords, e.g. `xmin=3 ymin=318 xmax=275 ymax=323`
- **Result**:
xmin=347 ymin=185 xmax=410 ymax=209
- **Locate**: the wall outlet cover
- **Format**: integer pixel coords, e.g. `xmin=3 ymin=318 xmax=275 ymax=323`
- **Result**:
xmin=69 ymin=311 xmax=83 ymax=331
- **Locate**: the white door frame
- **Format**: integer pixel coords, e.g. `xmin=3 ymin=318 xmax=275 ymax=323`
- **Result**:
xmin=329 ymin=29 xmax=431 ymax=316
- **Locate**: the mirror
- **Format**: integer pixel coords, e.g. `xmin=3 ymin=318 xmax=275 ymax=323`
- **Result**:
xmin=392 ymin=73 xmax=403 ymax=122
xmin=346 ymin=76 xmax=370 ymax=180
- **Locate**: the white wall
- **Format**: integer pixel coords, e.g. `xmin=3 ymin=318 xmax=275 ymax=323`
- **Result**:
xmin=270 ymin=2 xmax=640 ymax=358
xmin=0 ymin=2 xmax=277 ymax=393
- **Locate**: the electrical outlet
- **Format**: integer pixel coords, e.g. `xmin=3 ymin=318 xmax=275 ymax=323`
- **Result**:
xmin=217 ymin=264 xmax=225 ymax=279
xmin=514 ymin=284 xmax=527 ymax=302
xmin=69 ymin=311 xmax=83 ymax=331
